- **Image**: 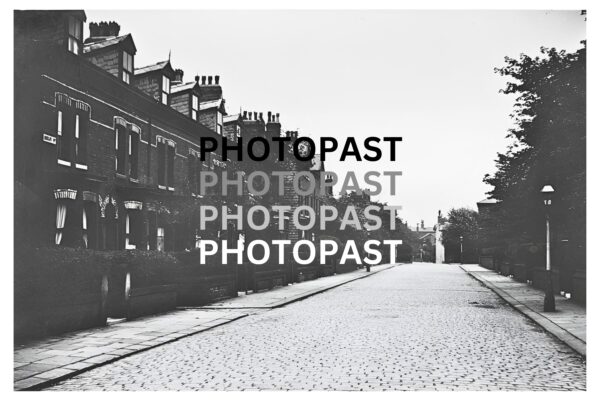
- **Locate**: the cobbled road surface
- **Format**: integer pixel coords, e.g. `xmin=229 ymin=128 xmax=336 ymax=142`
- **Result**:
xmin=48 ymin=263 xmax=586 ymax=391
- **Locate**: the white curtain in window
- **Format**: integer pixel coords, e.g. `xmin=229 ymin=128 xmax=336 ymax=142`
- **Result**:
xmin=82 ymin=207 xmax=88 ymax=248
xmin=55 ymin=203 xmax=67 ymax=245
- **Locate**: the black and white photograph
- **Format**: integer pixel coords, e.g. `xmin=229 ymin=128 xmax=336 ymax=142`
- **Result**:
xmin=7 ymin=0 xmax=595 ymax=393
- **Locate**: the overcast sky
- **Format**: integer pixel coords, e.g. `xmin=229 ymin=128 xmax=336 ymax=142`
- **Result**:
xmin=86 ymin=10 xmax=585 ymax=228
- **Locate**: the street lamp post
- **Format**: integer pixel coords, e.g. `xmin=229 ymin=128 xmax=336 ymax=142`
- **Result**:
xmin=541 ymin=184 xmax=556 ymax=312
xmin=459 ymin=235 xmax=463 ymax=264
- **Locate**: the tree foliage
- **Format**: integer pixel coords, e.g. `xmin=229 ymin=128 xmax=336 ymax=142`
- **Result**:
xmin=483 ymin=43 xmax=586 ymax=248
xmin=441 ymin=207 xmax=479 ymax=251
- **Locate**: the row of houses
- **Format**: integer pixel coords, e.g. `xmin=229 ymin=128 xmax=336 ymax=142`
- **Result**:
xmin=14 ymin=10 xmax=330 ymax=263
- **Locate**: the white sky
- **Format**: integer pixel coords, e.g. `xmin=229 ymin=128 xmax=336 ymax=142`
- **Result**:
xmin=86 ymin=10 xmax=585 ymax=228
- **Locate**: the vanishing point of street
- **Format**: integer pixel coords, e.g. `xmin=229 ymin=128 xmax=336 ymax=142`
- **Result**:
xmin=48 ymin=263 xmax=586 ymax=391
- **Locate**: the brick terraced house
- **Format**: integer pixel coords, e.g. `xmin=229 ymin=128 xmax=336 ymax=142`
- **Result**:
xmin=14 ymin=10 xmax=329 ymax=278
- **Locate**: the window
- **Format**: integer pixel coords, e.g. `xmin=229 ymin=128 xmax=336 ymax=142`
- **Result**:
xmin=74 ymin=111 xmax=88 ymax=168
xmin=115 ymin=124 xmax=127 ymax=175
xmin=217 ymin=112 xmax=223 ymax=135
xmin=57 ymin=109 xmax=71 ymax=164
xmin=83 ymin=201 xmax=98 ymax=249
xmin=161 ymin=75 xmax=170 ymax=105
xmin=191 ymin=94 xmax=199 ymax=121
xmin=57 ymin=106 xmax=88 ymax=167
xmin=157 ymin=140 xmax=166 ymax=187
xmin=167 ymin=144 xmax=175 ymax=189
xmin=122 ymin=51 xmax=133 ymax=84
xmin=129 ymin=130 xmax=139 ymax=179
xmin=67 ymin=16 xmax=82 ymax=55
xmin=156 ymin=227 xmax=165 ymax=251
xmin=156 ymin=139 xmax=175 ymax=190
xmin=236 ymin=125 xmax=241 ymax=138
xmin=188 ymin=154 xmax=197 ymax=195
xmin=125 ymin=210 xmax=143 ymax=249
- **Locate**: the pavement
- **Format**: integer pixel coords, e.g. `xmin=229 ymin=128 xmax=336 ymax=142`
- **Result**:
xmin=459 ymin=264 xmax=586 ymax=357
xmin=44 ymin=263 xmax=585 ymax=391
xmin=14 ymin=262 xmax=397 ymax=391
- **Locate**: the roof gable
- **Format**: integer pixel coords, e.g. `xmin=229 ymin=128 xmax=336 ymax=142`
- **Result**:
xmin=134 ymin=60 xmax=175 ymax=79
xmin=84 ymin=33 xmax=137 ymax=55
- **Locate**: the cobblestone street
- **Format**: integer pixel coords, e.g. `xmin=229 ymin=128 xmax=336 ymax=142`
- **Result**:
xmin=48 ymin=263 xmax=586 ymax=391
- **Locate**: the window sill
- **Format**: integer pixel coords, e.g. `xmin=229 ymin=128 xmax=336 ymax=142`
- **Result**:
xmin=129 ymin=177 xmax=139 ymax=183
xmin=57 ymin=159 xmax=71 ymax=167
xmin=158 ymin=185 xmax=167 ymax=190
xmin=75 ymin=163 xmax=88 ymax=170
xmin=167 ymin=187 xmax=175 ymax=192
xmin=116 ymin=173 xmax=127 ymax=179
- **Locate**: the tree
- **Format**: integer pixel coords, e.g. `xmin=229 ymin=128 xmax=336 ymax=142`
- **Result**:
xmin=483 ymin=43 xmax=586 ymax=251
xmin=441 ymin=208 xmax=479 ymax=262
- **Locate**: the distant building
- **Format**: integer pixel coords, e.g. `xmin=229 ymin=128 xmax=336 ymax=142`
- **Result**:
xmin=434 ymin=210 xmax=448 ymax=263
xmin=410 ymin=220 xmax=435 ymax=262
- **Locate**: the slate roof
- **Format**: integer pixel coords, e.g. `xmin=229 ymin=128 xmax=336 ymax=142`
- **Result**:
xmin=199 ymin=99 xmax=224 ymax=111
xmin=135 ymin=60 xmax=170 ymax=75
xmin=223 ymin=114 xmax=241 ymax=124
xmin=171 ymin=82 xmax=197 ymax=93
xmin=84 ymin=34 xmax=135 ymax=53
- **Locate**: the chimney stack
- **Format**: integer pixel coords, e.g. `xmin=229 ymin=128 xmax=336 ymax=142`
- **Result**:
xmin=88 ymin=21 xmax=121 ymax=39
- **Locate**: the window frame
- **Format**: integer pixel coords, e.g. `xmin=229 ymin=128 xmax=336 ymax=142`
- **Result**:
xmin=129 ymin=130 xmax=140 ymax=180
xmin=191 ymin=94 xmax=199 ymax=121
xmin=161 ymin=75 xmax=170 ymax=105
xmin=216 ymin=111 xmax=223 ymax=135
xmin=115 ymin=123 xmax=128 ymax=175
xmin=122 ymin=51 xmax=133 ymax=84
xmin=67 ymin=16 xmax=82 ymax=55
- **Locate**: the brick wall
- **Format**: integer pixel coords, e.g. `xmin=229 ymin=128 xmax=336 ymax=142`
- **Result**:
xmin=170 ymin=92 xmax=189 ymax=117
xmin=84 ymin=49 xmax=120 ymax=79
xmin=198 ymin=109 xmax=216 ymax=132
xmin=133 ymin=74 xmax=161 ymax=102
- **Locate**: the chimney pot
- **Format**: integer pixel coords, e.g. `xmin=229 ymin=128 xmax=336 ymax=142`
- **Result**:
xmin=276 ymin=113 xmax=280 ymax=123
xmin=259 ymin=112 xmax=263 ymax=121
xmin=201 ymin=76 xmax=206 ymax=85
xmin=174 ymin=69 xmax=184 ymax=83
xmin=215 ymin=75 xmax=220 ymax=85
xmin=268 ymin=111 xmax=272 ymax=122
xmin=195 ymin=75 xmax=200 ymax=83
xmin=208 ymin=76 xmax=213 ymax=85
xmin=243 ymin=111 xmax=247 ymax=119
